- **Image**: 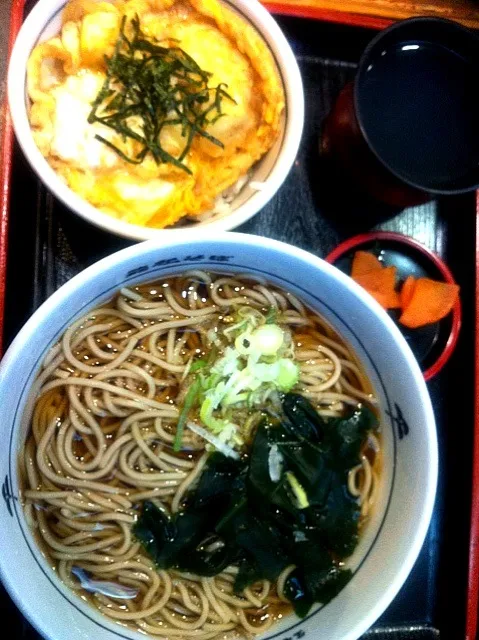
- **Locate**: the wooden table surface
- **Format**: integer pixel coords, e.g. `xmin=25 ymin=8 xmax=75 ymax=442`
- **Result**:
xmin=263 ymin=0 xmax=479 ymax=28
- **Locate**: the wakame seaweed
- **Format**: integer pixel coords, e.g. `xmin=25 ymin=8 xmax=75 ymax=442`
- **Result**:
xmin=134 ymin=394 xmax=378 ymax=617
xmin=88 ymin=15 xmax=235 ymax=172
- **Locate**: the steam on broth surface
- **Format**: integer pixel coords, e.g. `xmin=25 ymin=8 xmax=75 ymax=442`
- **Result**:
xmin=21 ymin=272 xmax=381 ymax=639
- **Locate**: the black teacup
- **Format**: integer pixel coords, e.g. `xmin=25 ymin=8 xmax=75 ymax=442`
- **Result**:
xmin=321 ymin=17 xmax=479 ymax=207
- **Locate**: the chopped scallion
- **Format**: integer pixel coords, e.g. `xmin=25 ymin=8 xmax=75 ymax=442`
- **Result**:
xmin=174 ymin=380 xmax=201 ymax=451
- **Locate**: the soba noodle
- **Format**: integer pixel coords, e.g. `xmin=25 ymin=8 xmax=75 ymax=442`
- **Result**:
xmin=21 ymin=272 xmax=380 ymax=639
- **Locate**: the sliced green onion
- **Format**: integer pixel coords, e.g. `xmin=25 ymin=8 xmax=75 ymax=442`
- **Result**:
xmin=276 ymin=359 xmax=299 ymax=392
xmin=211 ymin=346 xmax=240 ymax=376
xmin=265 ymin=306 xmax=278 ymax=324
xmin=285 ymin=472 xmax=309 ymax=509
xmin=200 ymin=396 xmax=227 ymax=433
xmin=223 ymin=318 xmax=249 ymax=337
xmin=186 ymin=422 xmax=239 ymax=459
xmin=174 ymin=380 xmax=200 ymax=452
xmin=234 ymin=331 xmax=253 ymax=355
xmin=200 ymin=397 xmax=238 ymax=441
xmin=200 ymin=372 xmax=222 ymax=392
xmin=190 ymin=359 xmax=208 ymax=373
xmin=251 ymin=324 xmax=284 ymax=356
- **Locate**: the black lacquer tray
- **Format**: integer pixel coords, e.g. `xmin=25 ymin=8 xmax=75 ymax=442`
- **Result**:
xmin=1 ymin=9 xmax=476 ymax=640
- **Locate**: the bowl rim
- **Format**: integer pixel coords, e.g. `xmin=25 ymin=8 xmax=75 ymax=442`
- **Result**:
xmin=7 ymin=0 xmax=304 ymax=241
xmin=0 ymin=232 xmax=438 ymax=640
xmin=325 ymin=230 xmax=462 ymax=381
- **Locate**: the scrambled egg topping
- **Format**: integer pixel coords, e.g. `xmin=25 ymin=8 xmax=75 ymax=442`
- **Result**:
xmin=27 ymin=0 xmax=285 ymax=228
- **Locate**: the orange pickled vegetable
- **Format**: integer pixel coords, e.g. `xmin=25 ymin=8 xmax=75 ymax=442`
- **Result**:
xmin=400 ymin=275 xmax=416 ymax=310
xmin=399 ymin=278 xmax=459 ymax=328
xmin=353 ymin=266 xmax=401 ymax=309
xmin=351 ymin=250 xmax=382 ymax=278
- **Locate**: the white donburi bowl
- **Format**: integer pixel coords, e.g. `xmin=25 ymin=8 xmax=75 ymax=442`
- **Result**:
xmin=7 ymin=0 xmax=303 ymax=241
xmin=0 ymin=233 xmax=437 ymax=640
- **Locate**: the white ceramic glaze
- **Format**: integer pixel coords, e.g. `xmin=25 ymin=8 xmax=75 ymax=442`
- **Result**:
xmin=7 ymin=0 xmax=304 ymax=241
xmin=0 ymin=233 xmax=437 ymax=640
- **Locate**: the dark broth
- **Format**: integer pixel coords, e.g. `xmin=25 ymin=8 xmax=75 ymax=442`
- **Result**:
xmin=358 ymin=40 xmax=479 ymax=190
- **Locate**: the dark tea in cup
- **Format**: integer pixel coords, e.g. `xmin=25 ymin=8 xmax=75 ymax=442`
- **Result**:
xmin=321 ymin=18 xmax=479 ymax=207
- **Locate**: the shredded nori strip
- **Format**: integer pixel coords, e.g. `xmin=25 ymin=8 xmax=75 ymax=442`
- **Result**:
xmin=88 ymin=15 xmax=235 ymax=173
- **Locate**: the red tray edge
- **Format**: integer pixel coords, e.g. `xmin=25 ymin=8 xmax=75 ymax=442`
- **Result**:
xmin=466 ymin=193 xmax=479 ymax=640
xmin=0 ymin=0 xmax=25 ymax=356
xmin=262 ymin=3 xmax=392 ymax=29
xmin=1 ymin=2 xmax=478 ymax=639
